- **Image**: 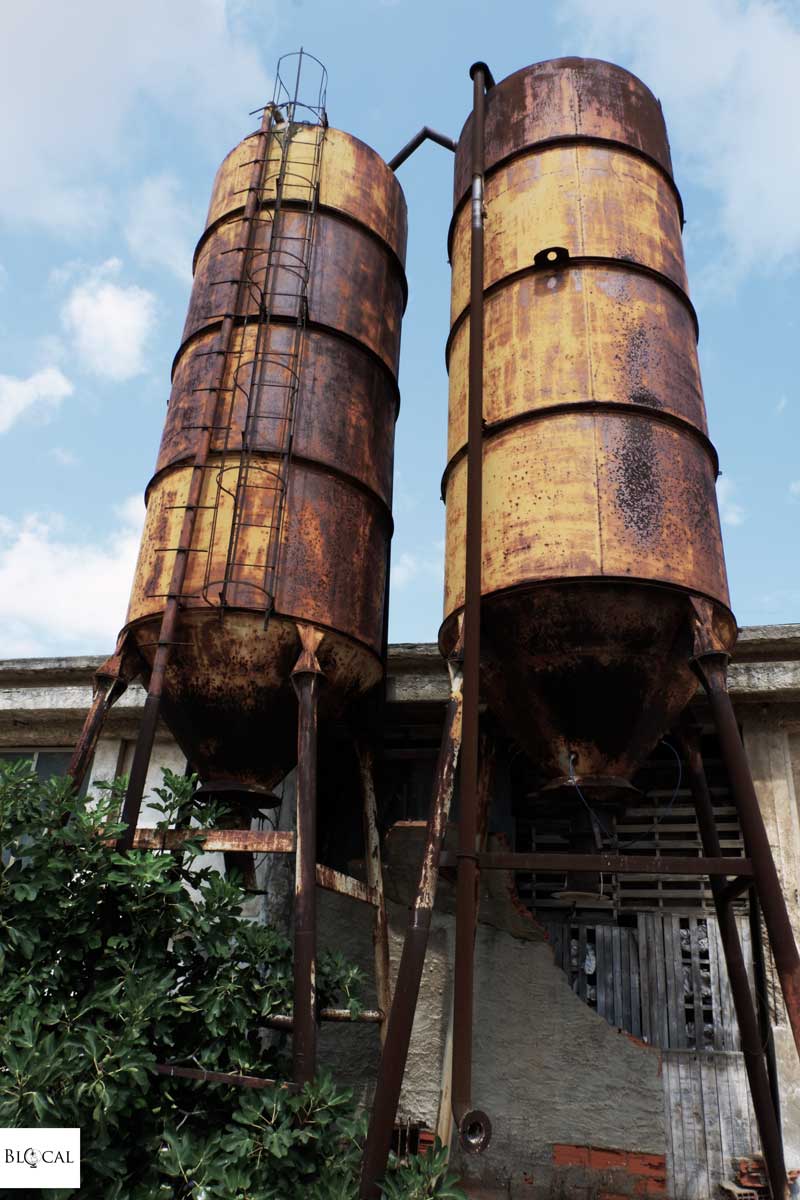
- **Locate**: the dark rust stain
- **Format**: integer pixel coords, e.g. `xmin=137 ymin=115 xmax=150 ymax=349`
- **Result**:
xmin=609 ymin=418 xmax=662 ymax=541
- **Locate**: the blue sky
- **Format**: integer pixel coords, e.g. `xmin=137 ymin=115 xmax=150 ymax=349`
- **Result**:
xmin=1 ymin=0 xmax=798 ymax=657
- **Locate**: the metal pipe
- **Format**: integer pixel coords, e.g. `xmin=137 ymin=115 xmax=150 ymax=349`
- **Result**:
xmin=116 ymin=105 xmax=276 ymax=851
xmin=291 ymin=629 xmax=324 ymax=1087
xmin=452 ymin=60 xmax=492 ymax=1157
xmin=388 ymin=127 xmax=456 ymax=172
xmin=68 ymin=645 xmax=134 ymax=795
xmin=359 ymin=663 xmax=464 ymax=1199
xmin=265 ymin=1007 xmax=383 ymax=1031
xmin=677 ymin=725 xmax=787 ymax=1199
xmin=695 ymin=653 xmax=800 ymax=1061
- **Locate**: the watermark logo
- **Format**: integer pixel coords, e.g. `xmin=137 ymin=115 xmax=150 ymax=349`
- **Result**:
xmin=0 ymin=1129 xmax=80 ymax=1188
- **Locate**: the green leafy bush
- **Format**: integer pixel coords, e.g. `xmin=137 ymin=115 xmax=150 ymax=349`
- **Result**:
xmin=0 ymin=761 xmax=464 ymax=1198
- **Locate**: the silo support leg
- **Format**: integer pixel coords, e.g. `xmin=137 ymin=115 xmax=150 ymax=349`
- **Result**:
xmin=291 ymin=625 xmax=325 ymax=1088
xmin=357 ymin=744 xmax=392 ymax=1044
xmin=359 ymin=662 xmax=464 ymax=1200
xmin=694 ymin=652 xmax=800 ymax=1063
xmin=677 ymin=725 xmax=788 ymax=1200
xmin=68 ymin=636 xmax=137 ymax=796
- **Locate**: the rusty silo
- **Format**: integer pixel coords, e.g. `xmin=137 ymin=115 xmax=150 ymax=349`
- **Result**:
xmin=441 ymin=57 xmax=735 ymax=793
xmin=70 ymin=52 xmax=406 ymax=1088
xmin=124 ymin=65 xmax=406 ymax=798
xmin=362 ymin=58 xmax=800 ymax=1200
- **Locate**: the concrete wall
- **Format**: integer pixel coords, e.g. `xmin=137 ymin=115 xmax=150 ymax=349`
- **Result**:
xmin=744 ymin=713 xmax=800 ymax=1164
xmin=316 ymin=841 xmax=665 ymax=1199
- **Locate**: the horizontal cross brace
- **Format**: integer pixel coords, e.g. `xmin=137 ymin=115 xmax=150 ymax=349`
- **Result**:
xmin=154 ymin=1063 xmax=286 ymax=1090
xmin=265 ymin=1007 xmax=382 ymax=1030
xmin=131 ymin=828 xmax=294 ymax=852
xmin=127 ymin=829 xmax=378 ymax=903
xmin=437 ymin=851 xmax=754 ymax=878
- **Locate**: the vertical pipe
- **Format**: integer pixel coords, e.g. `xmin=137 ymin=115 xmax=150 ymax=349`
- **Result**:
xmin=678 ymin=726 xmax=788 ymax=1199
xmin=291 ymin=645 xmax=323 ymax=1087
xmin=452 ymin=60 xmax=491 ymax=1155
xmin=359 ymin=745 xmax=392 ymax=1043
xmin=359 ymin=664 xmax=464 ymax=1200
xmin=695 ymin=654 xmax=800 ymax=1061
xmin=116 ymin=106 xmax=275 ymax=851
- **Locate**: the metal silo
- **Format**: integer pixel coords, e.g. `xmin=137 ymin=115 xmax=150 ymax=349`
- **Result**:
xmin=125 ymin=103 xmax=406 ymax=799
xmin=441 ymin=57 xmax=734 ymax=791
xmin=70 ymin=52 xmax=406 ymax=1088
xmin=362 ymin=58 xmax=800 ymax=1200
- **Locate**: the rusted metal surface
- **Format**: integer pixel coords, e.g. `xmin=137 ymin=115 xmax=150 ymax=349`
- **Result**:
xmin=68 ymin=637 xmax=139 ymax=794
xmin=129 ymin=828 xmax=295 ymax=853
xmin=452 ymin=58 xmax=676 ymax=206
xmin=264 ymin=1007 xmax=383 ymax=1031
xmin=359 ymin=662 xmax=464 ymax=1199
xmin=452 ymin=61 xmax=492 ymax=1161
xmin=678 ymin=725 xmax=788 ymax=1200
xmin=438 ymin=851 xmax=754 ymax=877
xmin=291 ymin=626 xmax=323 ymax=1087
xmin=206 ymin=125 xmax=407 ymax=264
xmin=118 ymin=112 xmax=406 ymax=798
xmin=692 ymin=650 xmax=800 ymax=1064
xmin=315 ymin=863 xmax=376 ymax=906
xmin=440 ymin=57 xmax=736 ymax=793
xmin=359 ymin=745 xmax=392 ymax=1044
xmin=116 ymin=107 xmax=277 ymax=847
xmin=154 ymin=1063 xmax=283 ymax=1090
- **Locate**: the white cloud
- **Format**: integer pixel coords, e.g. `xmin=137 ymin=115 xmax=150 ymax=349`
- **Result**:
xmin=0 ymin=497 xmax=144 ymax=658
xmin=0 ymin=367 xmax=73 ymax=435
xmin=125 ymin=174 xmax=199 ymax=283
xmin=391 ymin=542 xmax=445 ymax=589
xmin=61 ymin=260 xmax=156 ymax=381
xmin=789 ymin=480 xmax=800 ymax=501
xmin=559 ymin=0 xmax=800 ymax=279
xmin=0 ymin=1 xmax=271 ymax=235
xmin=717 ymin=476 xmax=746 ymax=526
xmin=50 ymin=447 xmax=78 ymax=466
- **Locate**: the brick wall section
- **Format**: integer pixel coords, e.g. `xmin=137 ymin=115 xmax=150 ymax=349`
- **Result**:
xmin=551 ymin=1144 xmax=667 ymax=1198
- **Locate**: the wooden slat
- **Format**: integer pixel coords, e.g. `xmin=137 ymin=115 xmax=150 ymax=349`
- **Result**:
xmin=448 ymin=851 xmax=752 ymax=876
xmin=619 ymin=927 xmax=631 ymax=1033
xmin=612 ymin=926 xmax=624 ymax=1026
xmin=131 ymin=828 xmax=295 ymax=853
xmin=698 ymin=1054 xmax=724 ymax=1192
xmin=637 ymin=915 xmax=652 ymax=1044
xmin=715 ymin=921 xmax=739 ymax=1052
xmin=663 ymin=915 xmax=684 ymax=1049
xmin=629 ymin=925 xmax=642 ymax=1038
xmin=707 ymin=919 xmax=726 ymax=1052
xmin=652 ymin=914 xmax=670 ymax=1048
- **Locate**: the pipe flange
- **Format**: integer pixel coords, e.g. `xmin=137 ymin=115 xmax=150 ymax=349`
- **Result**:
xmin=458 ymin=1108 xmax=492 ymax=1154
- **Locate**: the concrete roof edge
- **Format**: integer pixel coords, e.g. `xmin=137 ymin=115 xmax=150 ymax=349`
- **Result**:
xmin=1 ymin=623 xmax=800 ymax=685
